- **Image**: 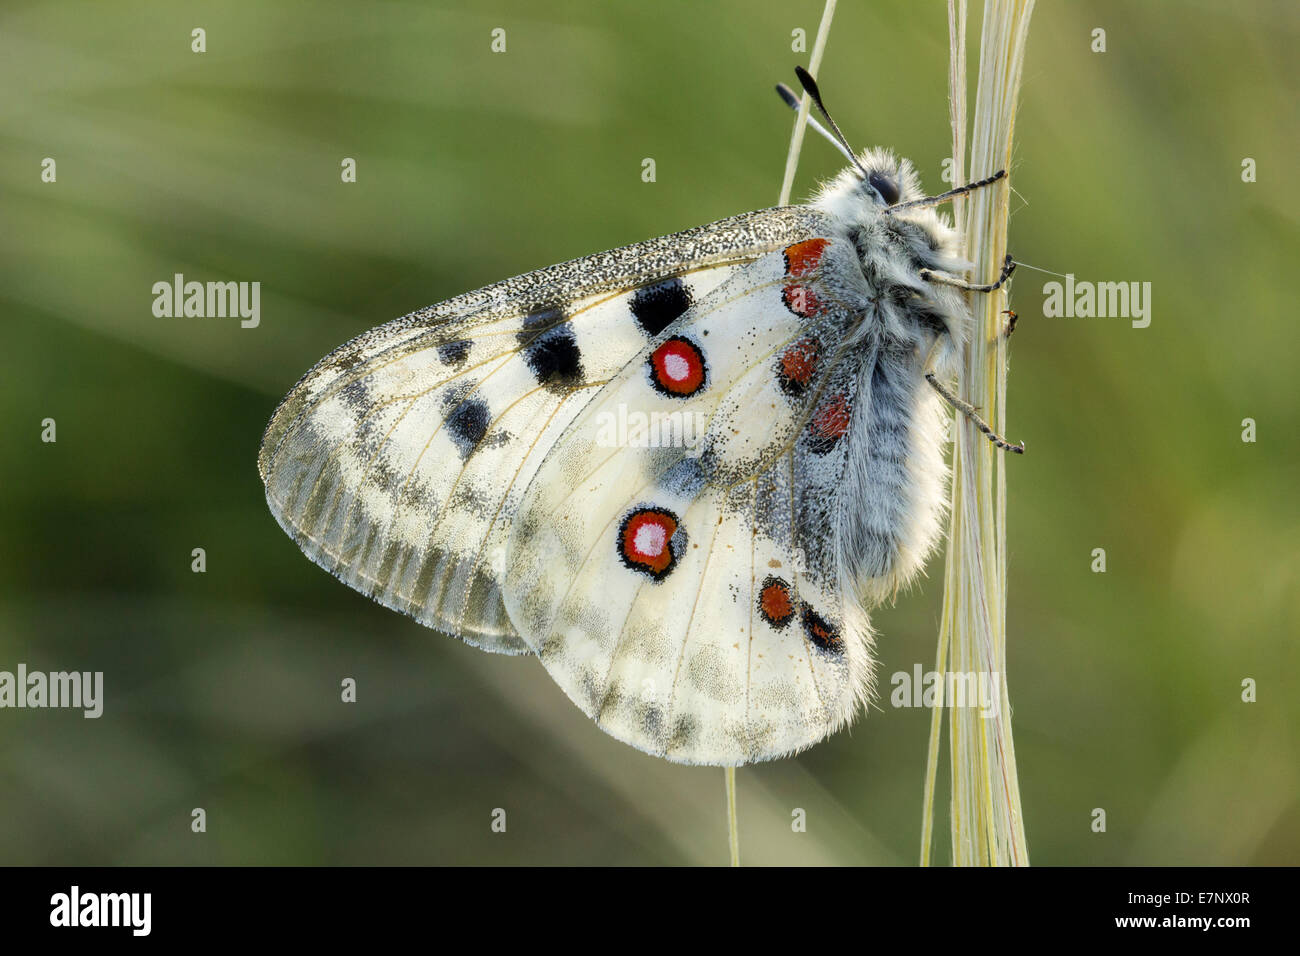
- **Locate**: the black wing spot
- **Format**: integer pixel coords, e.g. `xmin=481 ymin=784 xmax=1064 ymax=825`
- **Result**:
xmin=631 ymin=278 xmax=693 ymax=336
xmin=446 ymin=397 xmax=491 ymax=459
xmin=437 ymin=340 xmax=470 ymax=366
xmin=519 ymin=324 xmax=583 ymax=390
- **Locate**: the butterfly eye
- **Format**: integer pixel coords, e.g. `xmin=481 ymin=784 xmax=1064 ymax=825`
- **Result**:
xmin=868 ymin=171 xmax=900 ymax=206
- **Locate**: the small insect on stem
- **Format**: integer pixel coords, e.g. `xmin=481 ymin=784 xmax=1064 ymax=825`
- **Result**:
xmin=1002 ymin=309 xmax=1018 ymax=337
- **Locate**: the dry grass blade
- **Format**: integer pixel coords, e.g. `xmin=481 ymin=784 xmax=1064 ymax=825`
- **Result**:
xmin=922 ymin=0 xmax=1035 ymax=867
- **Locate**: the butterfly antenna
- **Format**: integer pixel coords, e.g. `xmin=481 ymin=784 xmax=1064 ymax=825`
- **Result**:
xmin=774 ymin=83 xmax=857 ymax=166
xmin=793 ymin=66 xmax=869 ymax=179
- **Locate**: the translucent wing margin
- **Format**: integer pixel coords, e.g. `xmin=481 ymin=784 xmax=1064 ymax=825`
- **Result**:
xmin=259 ymin=206 xmax=831 ymax=653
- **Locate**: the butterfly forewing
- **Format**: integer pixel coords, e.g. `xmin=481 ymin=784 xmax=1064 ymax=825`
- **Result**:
xmin=258 ymin=207 xmax=826 ymax=653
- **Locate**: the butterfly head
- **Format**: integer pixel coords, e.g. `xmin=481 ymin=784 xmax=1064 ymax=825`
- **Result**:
xmin=851 ymin=147 xmax=919 ymax=208
xmin=813 ymin=148 xmax=923 ymax=222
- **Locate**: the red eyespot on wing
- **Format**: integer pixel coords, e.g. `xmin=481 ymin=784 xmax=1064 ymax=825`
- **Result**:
xmin=648 ymin=336 xmax=706 ymax=397
xmin=783 ymin=238 xmax=829 ymax=278
xmin=808 ymin=393 xmax=851 ymax=454
xmin=782 ymin=283 xmax=823 ymax=318
xmin=758 ymin=576 xmax=794 ymax=628
xmin=778 ymin=337 xmax=821 ymax=397
xmin=618 ymin=508 xmax=680 ymax=579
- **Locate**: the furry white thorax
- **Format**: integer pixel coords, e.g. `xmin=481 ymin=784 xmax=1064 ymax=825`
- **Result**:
xmin=809 ymin=149 xmax=973 ymax=619
xmin=811 ymin=147 xmax=970 ymax=379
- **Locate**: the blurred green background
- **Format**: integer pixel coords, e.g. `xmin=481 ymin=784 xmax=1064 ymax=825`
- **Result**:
xmin=2 ymin=0 xmax=1296 ymax=865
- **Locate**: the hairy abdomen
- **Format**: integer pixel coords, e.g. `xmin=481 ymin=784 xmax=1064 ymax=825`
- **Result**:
xmin=837 ymin=343 xmax=951 ymax=605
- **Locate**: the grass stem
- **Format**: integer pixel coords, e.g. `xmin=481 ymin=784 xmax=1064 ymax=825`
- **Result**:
xmin=922 ymin=0 xmax=1035 ymax=867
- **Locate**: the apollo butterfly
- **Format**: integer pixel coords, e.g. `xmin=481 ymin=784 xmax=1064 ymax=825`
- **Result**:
xmin=258 ymin=68 xmax=1021 ymax=765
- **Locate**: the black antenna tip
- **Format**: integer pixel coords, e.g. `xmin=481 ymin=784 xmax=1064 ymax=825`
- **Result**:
xmin=774 ymin=83 xmax=801 ymax=111
xmin=791 ymin=65 xmax=868 ymax=178
xmin=794 ymin=65 xmax=822 ymax=102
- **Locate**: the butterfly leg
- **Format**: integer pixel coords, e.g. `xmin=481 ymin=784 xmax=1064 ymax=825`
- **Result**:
xmin=920 ymin=338 xmax=1024 ymax=454
xmin=924 ymin=372 xmax=1024 ymax=454
xmin=920 ymin=254 xmax=1016 ymax=293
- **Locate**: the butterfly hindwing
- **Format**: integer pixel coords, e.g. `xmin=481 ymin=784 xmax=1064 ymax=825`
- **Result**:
xmin=502 ymin=234 xmax=876 ymax=764
xmin=258 ymin=207 xmax=828 ymax=653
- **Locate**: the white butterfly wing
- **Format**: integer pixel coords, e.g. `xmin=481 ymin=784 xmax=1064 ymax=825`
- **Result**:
xmin=503 ymin=235 xmax=877 ymax=764
xmin=259 ymin=208 xmax=827 ymax=653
